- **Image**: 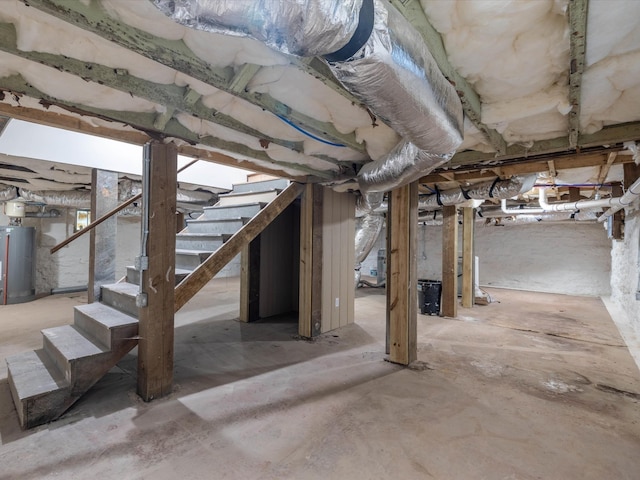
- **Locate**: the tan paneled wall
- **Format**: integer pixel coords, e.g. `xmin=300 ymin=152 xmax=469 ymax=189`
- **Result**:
xmin=320 ymin=189 xmax=355 ymax=332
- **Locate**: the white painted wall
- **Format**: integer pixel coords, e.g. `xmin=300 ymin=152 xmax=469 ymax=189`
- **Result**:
xmin=610 ymin=207 xmax=640 ymax=337
xmin=361 ymin=221 xmax=612 ymax=297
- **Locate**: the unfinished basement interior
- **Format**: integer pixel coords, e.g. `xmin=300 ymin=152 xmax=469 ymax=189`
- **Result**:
xmin=1 ymin=0 xmax=640 ymax=478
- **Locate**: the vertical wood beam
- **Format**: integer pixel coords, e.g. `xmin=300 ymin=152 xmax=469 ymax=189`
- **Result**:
xmin=568 ymin=187 xmax=581 ymax=203
xmin=175 ymin=211 xmax=185 ymax=233
xmin=611 ymin=183 xmax=624 ymax=241
xmin=239 ymin=237 xmax=261 ymax=322
xmin=461 ymin=207 xmax=475 ymax=308
xmin=388 ymin=182 xmax=418 ymax=365
xmin=441 ymin=205 xmax=458 ymax=318
xmin=88 ymin=169 xmax=118 ymax=303
xmin=299 ymin=184 xmax=323 ymax=337
xmin=624 ymin=163 xmax=640 ymax=189
xmin=137 ymin=141 xmax=177 ymax=402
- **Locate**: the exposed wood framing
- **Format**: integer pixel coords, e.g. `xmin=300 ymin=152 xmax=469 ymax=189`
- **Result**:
xmin=441 ymin=205 xmax=458 ymax=318
xmin=25 ymin=0 xmax=366 ymax=153
xmin=449 ymin=122 xmax=640 ymax=170
xmin=175 ymin=182 xmax=304 ymax=311
xmin=0 ymin=23 xmax=335 ymax=161
xmin=596 ymin=152 xmax=618 ymax=196
xmin=137 ymin=142 xmax=177 ymax=402
xmin=461 ymin=207 xmax=474 ymax=308
xmin=298 ymin=184 xmax=324 ymax=337
xmin=420 ymin=149 xmax=637 ymax=187
xmin=0 ymin=74 xmax=338 ymax=180
xmin=568 ymin=0 xmax=589 ymax=148
xmin=387 ymin=182 xmax=418 ymax=365
xmin=388 ymin=0 xmax=506 ymax=154
xmin=611 ymin=183 xmax=624 ymax=241
xmin=229 ymin=64 xmax=262 ymax=94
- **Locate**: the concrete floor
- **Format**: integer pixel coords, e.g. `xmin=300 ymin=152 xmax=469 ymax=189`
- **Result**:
xmin=1 ymin=279 xmax=639 ymax=479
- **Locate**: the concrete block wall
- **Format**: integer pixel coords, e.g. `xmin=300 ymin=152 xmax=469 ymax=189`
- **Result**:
xmin=362 ymin=221 xmax=612 ymax=297
xmin=610 ymin=207 xmax=640 ymax=336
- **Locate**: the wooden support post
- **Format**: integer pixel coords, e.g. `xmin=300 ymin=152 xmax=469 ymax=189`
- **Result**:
xmin=239 ymin=237 xmax=261 ymax=322
xmin=137 ymin=141 xmax=177 ymax=402
xmin=624 ymin=163 xmax=640 ymax=189
xmin=88 ymin=169 xmax=118 ymax=303
xmin=611 ymin=183 xmax=624 ymax=240
xmin=387 ymin=182 xmax=418 ymax=365
xmin=299 ymin=184 xmax=323 ymax=337
xmin=461 ymin=207 xmax=475 ymax=308
xmin=176 ymin=211 xmax=185 ymax=233
xmin=441 ymin=205 xmax=458 ymax=318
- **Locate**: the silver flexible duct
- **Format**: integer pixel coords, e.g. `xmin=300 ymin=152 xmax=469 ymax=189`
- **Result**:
xmin=152 ymin=0 xmax=363 ymax=56
xmin=354 ymin=213 xmax=384 ymax=288
xmin=419 ymin=175 xmax=537 ymax=210
xmin=0 ymin=185 xmax=18 ymax=201
xmin=153 ymin=0 xmax=463 ymax=195
xmin=120 ymin=179 xmax=217 ymax=205
xmin=357 ymin=142 xmax=452 ymax=193
xmin=19 ymin=189 xmax=91 ymax=209
xmin=330 ymin=1 xmax=463 ymax=156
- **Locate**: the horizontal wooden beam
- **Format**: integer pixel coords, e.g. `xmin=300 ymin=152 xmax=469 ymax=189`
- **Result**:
xmin=0 ymin=102 xmax=312 ymax=181
xmin=0 ymin=75 xmax=337 ymax=179
xmin=568 ymin=0 xmax=589 ymax=148
xmin=449 ymin=122 xmax=640 ymax=170
xmin=175 ymin=182 xmax=305 ymax=311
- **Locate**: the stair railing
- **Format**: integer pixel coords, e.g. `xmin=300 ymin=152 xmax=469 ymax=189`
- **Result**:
xmin=50 ymin=160 xmax=199 ymax=254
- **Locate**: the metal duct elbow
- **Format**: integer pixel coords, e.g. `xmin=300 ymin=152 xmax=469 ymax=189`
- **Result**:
xmin=0 ymin=185 xmax=18 ymax=201
xmin=357 ymin=141 xmax=452 ymax=193
xmin=152 ymin=0 xmax=364 ymax=56
xmin=419 ymin=175 xmax=537 ymax=210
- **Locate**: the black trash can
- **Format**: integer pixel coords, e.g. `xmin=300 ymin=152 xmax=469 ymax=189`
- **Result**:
xmin=417 ymin=279 xmax=441 ymax=315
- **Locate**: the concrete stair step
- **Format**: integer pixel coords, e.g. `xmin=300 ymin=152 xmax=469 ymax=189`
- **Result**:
xmin=126 ymin=266 xmax=191 ymax=285
xmin=200 ymin=202 xmax=265 ymax=220
xmin=231 ymin=178 xmax=289 ymax=194
xmin=176 ymin=249 xmax=213 ymax=270
xmin=7 ymin=349 xmax=71 ymax=429
xmin=74 ymin=303 xmax=138 ymax=350
xmin=175 ymin=232 xmax=227 ymax=249
xmin=101 ymin=282 xmax=138 ymax=317
xmin=42 ymin=325 xmax=109 ymax=386
xmin=216 ymin=189 xmax=279 ymax=207
xmin=184 ymin=218 xmax=248 ymax=235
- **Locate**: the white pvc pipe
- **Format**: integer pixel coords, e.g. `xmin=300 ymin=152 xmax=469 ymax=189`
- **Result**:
xmin=538 ymin=187 xmax=626 ymax=212
xmin=598 ymin=176 xmax=640 ymax=222
xmin=500 ymin=199 xmax=544 ymax=215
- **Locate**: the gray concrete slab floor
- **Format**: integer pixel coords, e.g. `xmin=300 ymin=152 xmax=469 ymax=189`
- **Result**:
xmin=1 ymin=279 xmax=639 ymax=479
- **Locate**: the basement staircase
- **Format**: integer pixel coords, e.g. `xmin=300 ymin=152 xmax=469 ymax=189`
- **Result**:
xmin=6 ymin=178 xmax=290 ymax=429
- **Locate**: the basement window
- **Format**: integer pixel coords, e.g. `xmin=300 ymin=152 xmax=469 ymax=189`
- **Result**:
xmin=75 ymin=209 xmax=91 ymax=232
